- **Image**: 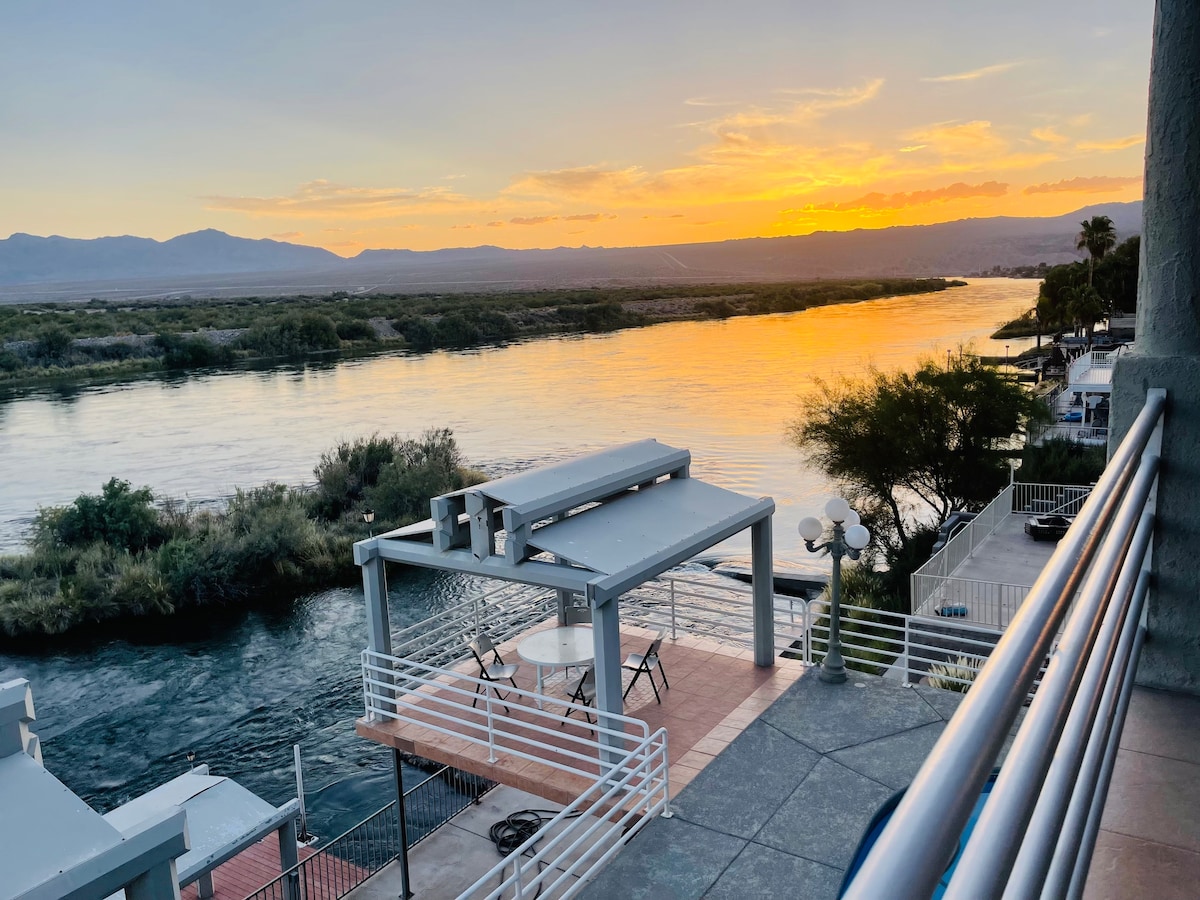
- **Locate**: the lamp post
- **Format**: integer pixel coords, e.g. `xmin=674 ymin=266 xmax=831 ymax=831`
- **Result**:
xmin=1005 ymin=344 xmax=1010 ymax=374
xmin=363 ymin=507 xmax=375 ymax=538
xmin=799 ymin=498 xmax=871 ymax=684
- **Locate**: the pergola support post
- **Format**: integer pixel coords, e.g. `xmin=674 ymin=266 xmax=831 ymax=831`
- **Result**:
xmin=751 ymin=515 xmax=776 ymax=666
xmin=590 ymin=589 xmax=627 ymax=767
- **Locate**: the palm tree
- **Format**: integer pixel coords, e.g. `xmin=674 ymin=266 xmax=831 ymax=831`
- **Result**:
xmin=1076 ymin=215 xmax=1118 ymax=285
xmin=1067 ymin=284 xmax=1108 ymax=348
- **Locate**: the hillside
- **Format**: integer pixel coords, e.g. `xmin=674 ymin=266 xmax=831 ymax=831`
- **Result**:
xmin=0 ymin=202 xmax=1141 ymax=303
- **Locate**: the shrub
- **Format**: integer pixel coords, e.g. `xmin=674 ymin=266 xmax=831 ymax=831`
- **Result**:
xmin=34 ymin=326 xmax=74 ymax=361
xmin=238 ymin=313 xmax=340 ymax=356
xmin=335 ymin=319 xmax=377 ymax=341
xmin=927 ymin=654 xmax=983 ymax=693
xmin=1018 ymin=436 xmax=1105 ymax=485
xmin=33 ymin=478 xmax=164 ymax=553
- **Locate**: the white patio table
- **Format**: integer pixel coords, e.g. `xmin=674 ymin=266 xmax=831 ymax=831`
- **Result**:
xmin=516 ymin=626 xmax=595 ymax=709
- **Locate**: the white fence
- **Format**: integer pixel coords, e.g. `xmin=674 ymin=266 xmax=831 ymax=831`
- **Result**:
xmin=911 ymin=483 xmax=1094 ymax=621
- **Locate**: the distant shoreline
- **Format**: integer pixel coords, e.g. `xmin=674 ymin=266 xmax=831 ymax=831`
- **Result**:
xmin=0 ymin=277 xmax=965 ymax=392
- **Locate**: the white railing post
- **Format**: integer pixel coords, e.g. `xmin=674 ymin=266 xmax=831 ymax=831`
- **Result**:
xmin=485 ymin=692 xmax=498 ymax=763
xmin=903 ymin=618 xmax=912 ymax=685
xmin=670 ymin=578 xmax=677 ymax=640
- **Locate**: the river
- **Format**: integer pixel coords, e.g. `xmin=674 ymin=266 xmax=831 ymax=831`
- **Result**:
xmin=0 ymin=278 xmax=1037 ymax=838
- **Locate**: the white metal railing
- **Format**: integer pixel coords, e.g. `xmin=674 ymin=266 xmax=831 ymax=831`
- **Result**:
xmin=1067 ymin=350 xmax=1117 ymax=385
xmin=624 ymin=575 xmax=811 ymax=658
xmin=845 ymin=389 xmax=1165 ymax=899
xmin=804 ymin=599 xmax=1048 ymax=692
xmin=910 ymin=576 xmax=1031 ymax=628
xmin=462 ymin=727 xmax=670 ymax=899
xmin=390 ymin=580 xmax=557 ymax=671
xmin=909 ymin=485 xmax=1012 ymax=609
xmin=911 ymin=483 xmax=1095 ymax=619
xmin=362 ymin=650 xmax=650 ymax=778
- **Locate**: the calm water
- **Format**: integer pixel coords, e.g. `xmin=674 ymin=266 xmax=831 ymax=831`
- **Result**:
xmin=0 ymin=278 xmax=1037 ymax=836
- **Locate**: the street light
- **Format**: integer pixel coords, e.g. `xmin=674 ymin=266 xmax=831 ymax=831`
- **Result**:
xmin=799 ymin=498 xmax=871 ymax=684
xmin=1005 ymin=344 xmax=1010 ymax=373
xmin=363 ymin=507 xmax=375 ymax=537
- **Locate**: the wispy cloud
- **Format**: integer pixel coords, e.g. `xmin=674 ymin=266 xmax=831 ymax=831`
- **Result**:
xmin=564 ymin=212 xmax=617 ymax=222
xmin=1031 ymin=126 xmax=1069 ymax=145
xmin=270 ymin=231 xmax=303 ymax=240
xmin=1023 ymin=175 xmax=1141 ymax=195
xmin=797 ymin=180 xmax=1008 ymax=213
xmin=898 ymin=144 xmax=927 ymax=153
xmin=922 ymin=61 xmax=1023 ymax=83
xmin=1076 ymin=133 xmax=1145 ymax=151
xmin=204 ymin=179 xmax=472 ymax=218
xmin=509 ymin=215 xmax=558 ymax=225
xmin=683 ymin=95 xmax=739 ymax=107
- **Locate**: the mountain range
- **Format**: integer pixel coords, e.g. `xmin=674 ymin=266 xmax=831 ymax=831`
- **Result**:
xmin=0 ymin=201 xmax=1142 ymax=303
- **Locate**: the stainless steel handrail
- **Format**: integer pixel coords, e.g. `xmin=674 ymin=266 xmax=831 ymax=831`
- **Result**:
xmin=843 ymin=389 xmax=1165 ymax=900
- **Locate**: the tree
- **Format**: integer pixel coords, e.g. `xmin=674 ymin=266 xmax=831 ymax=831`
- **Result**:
xmin=788 ymin=354 xmax=1048 ymax=553
xmin=1076 ymin=215 xmax=1118 ymax=286
xmin=1066 ymin=283 xmax=1108 ymax=346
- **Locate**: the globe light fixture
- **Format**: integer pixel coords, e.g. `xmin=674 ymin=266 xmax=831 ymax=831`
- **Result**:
xmin=799 ymin=498 xmax=871 ymax=684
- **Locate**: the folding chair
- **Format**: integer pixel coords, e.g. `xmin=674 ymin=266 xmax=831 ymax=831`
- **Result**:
xmin=468 ymin=633 xmax=520 ymax=713
xmin=622 ymin=630 xmax=670 ymax=703
xmin=562 ymin=666 xmax=596 ymax=724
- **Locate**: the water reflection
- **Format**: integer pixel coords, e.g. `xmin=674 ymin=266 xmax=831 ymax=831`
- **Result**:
xmin=0 ymin=278 xmax=1041 ymax=838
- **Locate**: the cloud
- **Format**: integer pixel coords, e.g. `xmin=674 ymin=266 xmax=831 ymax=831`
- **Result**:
xmin=564 ymin=212 xmax=617 ymax=222
xmin=450 ymin=223 xmax=476 ymax=230
xmin=1031 ymin=127 xmax=1069 ymax=145
xmin=507 ymin=166 xmax=644 ymax=200
xmin=898 ymin=144 xmax=927 ymax=153
xmin=904 ymin=120 xmax=1056 ymax=171
xmin=204 ymin=179 xmax=472 ymax=219
xmin=486 ymin=221 xmax=505 ymax=227
xmin=922 ymin=61 xmax=1023 ymax=83
xmin=800 ymin=180 xmax=1009 ymax=213
xmin=1023 ymin=175 xmax=1142 ymax=195
xmin=720 ymin=78 xmax=885 ymax=128
xmin=270 ymin=231 xmax=303 ymax=240
xmin=1076 ymin=133 xmax=1145 ymax=151
xmin=509 ymin=215 xmax=559 ymax=225
xmin=683 ymin=95 xmax=739 ymax=107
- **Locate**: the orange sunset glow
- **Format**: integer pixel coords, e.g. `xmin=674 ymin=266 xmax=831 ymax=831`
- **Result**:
xmin=2 ymin=4 xmax=1153 ymax=254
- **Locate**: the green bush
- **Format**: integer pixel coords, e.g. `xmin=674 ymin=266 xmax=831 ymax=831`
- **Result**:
xmin=238 ymin=312 xmax=340 ymax=356
xmin=335 ymin=319 xmax=377 ymax=341
xmin=34 ymin=326 xmax=74 ymax=361
xmin=1018 ymin=436 xmax=1106 ymax=485
xmin=33 ymin=478 xmax=164 ymax=553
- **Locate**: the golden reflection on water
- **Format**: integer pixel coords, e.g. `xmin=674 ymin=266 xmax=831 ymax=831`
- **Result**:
xmin=1 ymin=279 xmax=1037 ymax=562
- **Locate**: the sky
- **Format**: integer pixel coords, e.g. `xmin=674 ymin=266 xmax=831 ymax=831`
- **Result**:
xmin=0 ymin=1 xmax=1154 ymax=256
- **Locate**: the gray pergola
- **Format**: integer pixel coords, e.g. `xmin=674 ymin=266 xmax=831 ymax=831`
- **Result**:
xmin=354 ymin=439 xmax=776 ymax=745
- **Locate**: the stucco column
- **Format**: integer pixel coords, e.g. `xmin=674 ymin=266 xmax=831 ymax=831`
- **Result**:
xmin=1109 ymin=0 xmax=1200 ymax=693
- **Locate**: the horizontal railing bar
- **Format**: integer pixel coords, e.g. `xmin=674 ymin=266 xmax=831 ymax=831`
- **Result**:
xmin=844 ymin=390 xmax=1165 ymax=900
xmin=1017 ymin=554 xmax=1151 ymax=898
xmin=946 ymin=453 xmax=1159 ymax=898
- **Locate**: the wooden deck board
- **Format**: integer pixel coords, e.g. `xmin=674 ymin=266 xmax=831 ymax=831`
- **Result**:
xmin=178 ymin=832 xmax=369 ymax=900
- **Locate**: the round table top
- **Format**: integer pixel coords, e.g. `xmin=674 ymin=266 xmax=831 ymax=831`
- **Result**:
xmin=517 ymin=626 xmax=595 ymax=667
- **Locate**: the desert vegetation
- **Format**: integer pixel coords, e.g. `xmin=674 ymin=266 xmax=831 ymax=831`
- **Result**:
xmin=0 ymin=277 xmax=962 ymax=387
xmin=0 ymin=429 xmax=482 ymax=639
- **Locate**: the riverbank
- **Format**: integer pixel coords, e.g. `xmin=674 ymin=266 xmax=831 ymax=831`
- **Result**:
xmin=0 ymin=431 xmax=482 ymax=640
xmin=0 ymin=277 xmax=963 ymax=391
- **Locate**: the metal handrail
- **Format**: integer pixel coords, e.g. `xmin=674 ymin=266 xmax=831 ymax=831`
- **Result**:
xmin=844 ymin=389 xmax=1165 ymax=899
xmin=464 ymin=727 xmax=671 ymax=899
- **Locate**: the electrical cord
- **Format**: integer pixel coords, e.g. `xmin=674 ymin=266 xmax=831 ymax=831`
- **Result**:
xmin=488 ymin=808 xmax=582 ymax=899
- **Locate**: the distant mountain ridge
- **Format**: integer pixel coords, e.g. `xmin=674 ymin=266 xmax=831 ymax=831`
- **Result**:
xmin=0 ymin=201 xmax=1142 ymax=300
